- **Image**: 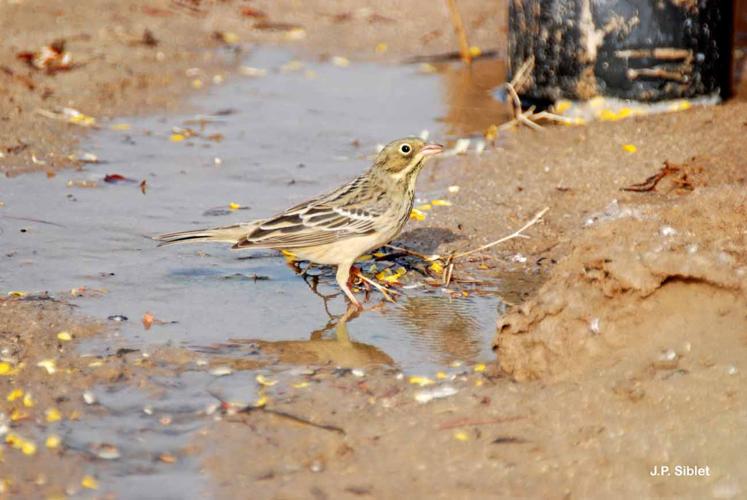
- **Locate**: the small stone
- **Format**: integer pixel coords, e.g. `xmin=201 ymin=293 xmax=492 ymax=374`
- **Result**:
xmin=210 ymin=366 xmax=233 ymax=377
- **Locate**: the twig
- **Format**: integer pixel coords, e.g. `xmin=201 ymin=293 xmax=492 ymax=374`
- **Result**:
xmin=453 ymin=207 xmax=549 ymax=259
xmin=438 ymin=415 xmax=525 ymax=430
xmin=385 ymin=245 xmax=438 ymax=261
xmin=259 ymin=408 xmax=346 ymax=435
xmin=354 ymin=271 xmax=399 ymax=303
xmin=445 ymin=0 xmax=472 ymax=64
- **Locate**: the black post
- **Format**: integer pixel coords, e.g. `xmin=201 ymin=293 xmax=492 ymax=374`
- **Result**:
xmin=509 ymin=0 xmax=733 ymax=102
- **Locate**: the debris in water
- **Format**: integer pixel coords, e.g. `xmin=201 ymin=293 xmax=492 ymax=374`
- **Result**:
xmin=414 ymin=385 xmax=458 ymax=403
xmin=81 ymin=475 xmax=99 ymax=490
xmin=90 ymin=443 xmax=121 ymax=460
xmin=104 ymin=174 xmax=136 ymax=184
xmin=210 ymin=366 xmax=233 ymax=377
xmin=83 ymin=391 xmax=96 ymax=405
xmin=239 ymin=66 xmax=267 ymax=77
xmin=45 ymin=435 xmax=61 ymax=449
xmin=107 ymin=315 xmax=128 ymax=322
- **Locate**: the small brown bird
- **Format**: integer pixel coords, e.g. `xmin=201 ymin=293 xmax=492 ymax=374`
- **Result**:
xmin=155 ymin=137 xmax=443 ymax=307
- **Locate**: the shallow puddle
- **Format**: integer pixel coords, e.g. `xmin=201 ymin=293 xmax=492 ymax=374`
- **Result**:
xmin=1 ymin=48 xmax=511 ymax=494
xmin=2 ymin=47 xmax=508 ymax=372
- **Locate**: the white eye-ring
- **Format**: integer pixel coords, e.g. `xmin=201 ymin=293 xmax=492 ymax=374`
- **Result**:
xmin=399 ymin=143 xmax=412 ymax=155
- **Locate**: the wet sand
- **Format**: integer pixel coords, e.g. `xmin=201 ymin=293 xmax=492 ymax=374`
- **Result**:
xmin=2 ymin=0 xmax=747 ymax=498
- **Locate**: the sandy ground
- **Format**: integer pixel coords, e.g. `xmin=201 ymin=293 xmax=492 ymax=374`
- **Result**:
xmin=2 ymin=0 xmax=747 ymax=498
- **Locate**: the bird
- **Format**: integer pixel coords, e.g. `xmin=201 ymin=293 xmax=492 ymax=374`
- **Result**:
xmin=154 ymin=137 xmax=443 ymax=308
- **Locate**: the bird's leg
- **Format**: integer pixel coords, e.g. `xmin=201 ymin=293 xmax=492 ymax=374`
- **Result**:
xmin=336 ymin=262 xmax=362 ymax=309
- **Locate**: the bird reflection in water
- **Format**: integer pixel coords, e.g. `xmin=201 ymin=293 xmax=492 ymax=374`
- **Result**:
xmin=208 ymin=304 xmax=393 ymax=368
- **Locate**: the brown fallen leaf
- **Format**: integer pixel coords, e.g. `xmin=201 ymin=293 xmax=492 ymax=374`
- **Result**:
xmin=240 ymin=6 xmax=266 ymax=18
xmin=17 ymin=40 xmax=77 ymax=74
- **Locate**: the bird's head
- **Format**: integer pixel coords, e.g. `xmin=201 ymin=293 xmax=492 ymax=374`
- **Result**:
xmin=374 ymin=137 xmax=443 ymax=180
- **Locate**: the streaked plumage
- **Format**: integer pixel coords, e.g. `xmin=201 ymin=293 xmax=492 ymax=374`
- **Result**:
xmin=155 ymin=137 xmax=443 ymax=307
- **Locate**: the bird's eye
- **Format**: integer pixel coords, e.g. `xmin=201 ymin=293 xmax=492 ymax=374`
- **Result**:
xmin=399 ymin=144 xmax=411 ymax=155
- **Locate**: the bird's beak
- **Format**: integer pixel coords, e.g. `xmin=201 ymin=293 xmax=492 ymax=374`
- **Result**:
xmin=420 ymin=143 xmax=444 ymax=157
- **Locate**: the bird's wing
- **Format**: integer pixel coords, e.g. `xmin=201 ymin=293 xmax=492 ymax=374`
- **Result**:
xmin=233 ymin=175 xmax=386 ymax=249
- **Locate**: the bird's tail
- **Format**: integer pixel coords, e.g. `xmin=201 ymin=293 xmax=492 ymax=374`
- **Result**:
xmin=153 ymin=223 xmax=255 ymax=246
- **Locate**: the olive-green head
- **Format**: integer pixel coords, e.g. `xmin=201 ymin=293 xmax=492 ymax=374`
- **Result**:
xmin=373 ymin=137 xmax=443 ymax=178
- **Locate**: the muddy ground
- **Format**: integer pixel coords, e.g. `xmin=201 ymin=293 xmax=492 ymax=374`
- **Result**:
xmin=1 ymin=0 xmax=746 ymax=498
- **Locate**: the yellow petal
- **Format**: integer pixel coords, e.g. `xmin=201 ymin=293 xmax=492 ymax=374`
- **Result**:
xmin=375 ymin=42 xmax=388 ymax=54
xmin=429 ymin=261 xmax=444 ymax=274
xmin=45 ymin=407 xmax=62 ymax=423
xmin=21 ymin=441 xmax=37 ymax=455
xmin=45 ymin=435 xmax=61 ymax=449
xmin=430 ymin=199 xmax=452 ymax=207
xmin=416 ymin=204 xmax=432 ymax=211
xmin=7 ymin=388 xmax=24 ymax=402
xmin=169 ymin=133 xmax=186 ymax=142
xmin=56 ymin=331 xmax=72 ymax=341
xmin=355 ymin=254 xmax=373 ymax=262
xmin=622 ymin=144 xmax=637 ymax=153
xmin=22 ymin=393 xmax=34 ymax=408
xmin=8 ymin=290 xmax=26 ymax=297
xmin=10 ymin=409 xmax=29 ymax=421
xmin=191 ymin=79 xmax=203 ymax=89
xmin=408 ymin=376 xmax=435 ymax=386
xmin=110 ymin=123 xmax=131 ymax=131
xmin=435 ymin=371 xmax=447 ymax=380
xmin=409 ymin=208 xmax=426 ymax=221
xmin=599 ymin=109 xmax=620 ymax=121
xmin=468 ymin=46 xmax=481 ymax=57
xmin=292 ymin=381 xmax=309 ymax=389
xmin=81 ymin=476 xmax=98 ymax=490
xmin=473 ymin=363 xmax=486 ymax=373
xmin=228 ymin=202 xmax=241 ymax=210
xmin=454 ymin=431 xmax=469 ymax=442
xmin=553 ymin=99 xmax=572 ymax=114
